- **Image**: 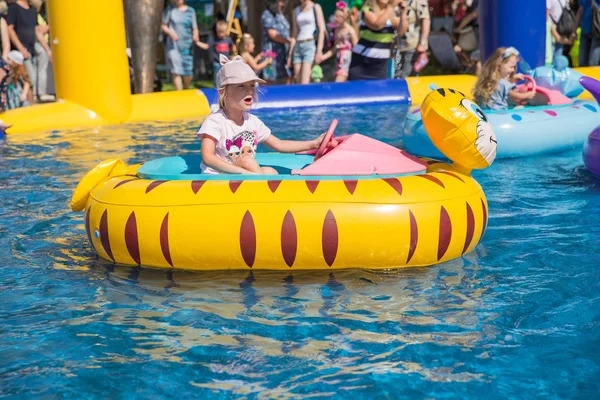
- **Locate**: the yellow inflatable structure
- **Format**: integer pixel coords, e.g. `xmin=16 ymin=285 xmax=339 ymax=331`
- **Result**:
xmin=71 ymin=88 xmax=497 ymax=270
xmin=2 ymin=0 xmax=210 ymax=135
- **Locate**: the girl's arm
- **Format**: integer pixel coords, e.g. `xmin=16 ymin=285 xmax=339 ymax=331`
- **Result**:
xmin=363 ymin=6 xmax=395 ymax=31
xmin=348 ymin=24 xmax=359 ymax=45
xmin=263 ymin=134 xmax=320 ymax=153
xmin=201 ymin=135 xmax=255 ymax=174
xmin=263 ymin=132 xmax=336 ymax=153
xmin=320 ymin=49 xmax=334 ymax=62
xmin=20 ymin=81 xmax=30 ymax=102
xmin=508 ymin=89 xmax=536 ymax=102
xmin=314 ymin=4 xmax=327 ymax=62
xmin=243 ymin=52 xmax=271 ymax=72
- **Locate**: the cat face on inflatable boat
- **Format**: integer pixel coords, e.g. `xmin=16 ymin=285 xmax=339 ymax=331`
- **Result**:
xmin=421 ymin=88 xmax=497 ymax=170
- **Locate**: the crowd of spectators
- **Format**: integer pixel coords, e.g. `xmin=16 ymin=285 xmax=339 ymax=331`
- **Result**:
xmin=0 ymin=0 xmax=54 ymax=113
xmin=159 ymin=0 xmax=492 ymax=89
xmin=2 ymin=0 xmax=599 ymax=111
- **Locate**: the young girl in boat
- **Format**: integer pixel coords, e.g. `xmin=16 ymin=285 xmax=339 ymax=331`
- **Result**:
xmin=239 ymin=33 xmax=273 ymax=74
xmin=320 ymin=2 xmax=359 ymax=82
xmin=198 ymin=55 xmax=337 ymax=175
xmin=473 ymin=47 xmax=536 ymax=110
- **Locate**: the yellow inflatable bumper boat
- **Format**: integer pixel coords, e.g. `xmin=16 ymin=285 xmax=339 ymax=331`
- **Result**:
xmin=71 ymin=88 xmax=497 ymax=270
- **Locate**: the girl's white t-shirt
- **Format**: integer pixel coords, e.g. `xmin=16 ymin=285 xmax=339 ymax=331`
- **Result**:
xmin=197 ymin=110 xmax=271 ymax=174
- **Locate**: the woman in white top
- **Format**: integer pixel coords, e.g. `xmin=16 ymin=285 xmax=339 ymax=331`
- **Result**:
xmin=289 ymin=0 xmax=327 ymax=84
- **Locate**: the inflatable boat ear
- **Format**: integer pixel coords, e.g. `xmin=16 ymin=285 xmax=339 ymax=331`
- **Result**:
xmin=71 ymin=159 xmax=127 ymax=212
xmin=421 ymin=88 xmax=497 ymax=173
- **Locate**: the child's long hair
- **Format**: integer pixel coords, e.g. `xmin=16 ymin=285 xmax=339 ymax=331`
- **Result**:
xmin=335 ymin=2 xmax=351 ymax=24
xmin=473 ymin=47 xmax=515 ymax=105
xmin=239 ymin=33 xmax=253 ymax=54
xmin=10 ymin=63 xmax=30 ymax=86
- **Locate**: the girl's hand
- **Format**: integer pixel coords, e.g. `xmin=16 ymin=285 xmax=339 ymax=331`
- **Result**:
xmin=19 ymin=93 xmax=26 ymax=103
xmin=170 ymin=32 xmax=179 ymax=42
xmin=514 ymin=73 xmax=526 ymax=81
xmin=526 ymin=90 xmax=536 ymax=100
xmin=313 ymin=132 xmax=339 ymax=150
xmin=416 ymin=44 xmax=426 ymax=53
xmin=315 ymin=52 xmax=324 ymax=64
xmin=266 ymin=57 xmax=273 ymax=65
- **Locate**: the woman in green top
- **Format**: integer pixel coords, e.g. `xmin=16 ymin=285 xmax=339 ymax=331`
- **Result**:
xmin=349 ymin=0 xmax=407 ymax=80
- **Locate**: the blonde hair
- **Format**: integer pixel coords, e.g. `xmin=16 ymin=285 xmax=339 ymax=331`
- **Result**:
xmin=335 ymin=6 xmax=351 ymax=24
xmin=473 ymin=47 xmax=516 ymax=106
xmin=239 ymin=33 xmax=254 ymax=53
xmin=218 ymin=87 xmax=227 ymax=109
xmin=9 ymin=62 xmax=30 ymax=85
xmin=216 ymin=20 xmax=228 ymax=34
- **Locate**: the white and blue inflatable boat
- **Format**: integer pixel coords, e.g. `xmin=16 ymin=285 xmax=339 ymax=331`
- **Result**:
xmin=404 ymin=79 xmax=600 ymax=159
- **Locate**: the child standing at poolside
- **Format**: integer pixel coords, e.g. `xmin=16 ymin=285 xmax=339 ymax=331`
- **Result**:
xmin=473 ymin=47 xmax=536 ymax=110
xmin=198 ymin=55 xmax=337 ymax=175
xmin=239 ymin=33 xmax=273 ymax=74
xmin=321 ymin=3 xmax=358 ymax=82
xmin=212 ymin=20 xmax=236 ymax=86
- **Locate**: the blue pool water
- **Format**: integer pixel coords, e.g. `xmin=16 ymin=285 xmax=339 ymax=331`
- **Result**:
xmin=1 ymin=104 xmax=600 ymax=398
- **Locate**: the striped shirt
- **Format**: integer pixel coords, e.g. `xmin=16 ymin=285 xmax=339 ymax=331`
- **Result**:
xmin=352 ymin=6 xmax=395 ymax=59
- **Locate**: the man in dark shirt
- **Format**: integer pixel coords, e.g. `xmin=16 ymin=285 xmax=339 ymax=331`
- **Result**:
xmin=6 ymin=0 xmax=53 ymax=101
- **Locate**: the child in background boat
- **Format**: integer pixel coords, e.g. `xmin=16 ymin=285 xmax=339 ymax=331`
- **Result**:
xmin=320 ymin=2 xmax=358 ymax=82
xmin=473 ymin=47 xmax=536 ymax=110
xmin=239 ymin=33 xmax=273 ymax=74
xmin=198 ymin=55 xmax=337 ymax=175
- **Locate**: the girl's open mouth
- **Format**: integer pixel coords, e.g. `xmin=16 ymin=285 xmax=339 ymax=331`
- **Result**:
xmin=243 ymin=96 xmax=253 ymax=106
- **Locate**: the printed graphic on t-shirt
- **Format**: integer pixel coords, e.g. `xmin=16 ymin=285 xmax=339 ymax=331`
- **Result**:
xmin=215 ymin=42 xmax=231 ymax=54
xmin=225 ymin=130 xmax=259 ymax=162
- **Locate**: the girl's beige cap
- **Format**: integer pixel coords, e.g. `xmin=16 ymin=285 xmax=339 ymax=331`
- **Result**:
xmin=217 ymin=55 xmax=265 ymax=89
